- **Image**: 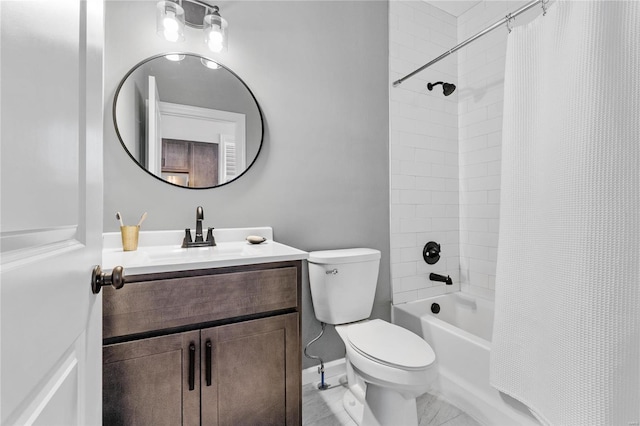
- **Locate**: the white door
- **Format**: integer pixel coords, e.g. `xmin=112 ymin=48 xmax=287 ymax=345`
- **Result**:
xmin=147 ymin=75 xmax=162 ymax=175
xmin=1 ymin=1 xmax=104 ymax=425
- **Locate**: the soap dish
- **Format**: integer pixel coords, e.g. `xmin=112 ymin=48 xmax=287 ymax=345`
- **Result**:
xmin=246 ymin=235 xmax=267 ymax=244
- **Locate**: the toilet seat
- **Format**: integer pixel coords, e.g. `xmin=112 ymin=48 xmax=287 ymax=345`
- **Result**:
xmin=346 ymin=320 xmax=435 ymax=371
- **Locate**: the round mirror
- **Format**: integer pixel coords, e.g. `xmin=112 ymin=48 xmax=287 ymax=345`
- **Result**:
xmin=113 ymin=53 xmax=263 ymax=189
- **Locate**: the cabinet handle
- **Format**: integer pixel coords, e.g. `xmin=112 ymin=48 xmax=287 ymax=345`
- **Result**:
xmin=205 ymin=340 xmax=212 ymax=387
xmin=188 ymin=343 xmax=196 ymax=391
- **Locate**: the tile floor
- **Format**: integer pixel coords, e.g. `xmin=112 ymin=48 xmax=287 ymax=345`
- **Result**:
xmin=302 ymin=376 xmax=482 ymax=426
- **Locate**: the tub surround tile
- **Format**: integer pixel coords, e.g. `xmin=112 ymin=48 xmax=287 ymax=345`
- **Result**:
xmin=457 ymin=0 xmax=538 ymax=301
xmin=390 ymin=0 xmax=541 ymax=304
xmin=416 ymin=284 xmax=460 ymax=300
xmin=390 ymin=0 xmax=459 ymax=306
xmin=394 ymin=290 xmax=420 ymax=304
xmin=460 ymin=283 xmax=495 ymax=301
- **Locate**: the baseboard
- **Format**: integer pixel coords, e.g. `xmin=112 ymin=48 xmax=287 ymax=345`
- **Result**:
xmin=302 ymin=358 xmax=346 ymax=386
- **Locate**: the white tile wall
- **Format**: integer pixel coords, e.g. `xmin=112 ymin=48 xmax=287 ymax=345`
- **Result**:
xmin=391 ymin=0 xmax=544 ymax=303
xmin=390 ymin=1 xmax=459 ymax=304
xmin=458 ymin=0 xmax=540 ymax=300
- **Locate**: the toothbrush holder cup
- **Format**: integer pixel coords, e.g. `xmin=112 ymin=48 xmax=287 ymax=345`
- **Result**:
xmin=120 ymin=225 xmax=140 ymax=251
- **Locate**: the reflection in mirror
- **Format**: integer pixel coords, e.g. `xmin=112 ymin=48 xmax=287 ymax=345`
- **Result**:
xmin=113 ymin=53 xmax=263 ymax=189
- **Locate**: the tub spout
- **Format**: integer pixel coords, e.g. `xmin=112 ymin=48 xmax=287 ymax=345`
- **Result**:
xmin=430 ymin=273 xmax=453 ymax=285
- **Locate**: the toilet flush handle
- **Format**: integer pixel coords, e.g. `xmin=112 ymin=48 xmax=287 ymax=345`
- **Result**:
xmin=325 ymin=268 xmax=338 ymax=275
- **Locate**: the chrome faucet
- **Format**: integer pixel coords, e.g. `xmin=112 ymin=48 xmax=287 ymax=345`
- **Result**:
xmin=182 ymin=206 xmax=216 ymax=248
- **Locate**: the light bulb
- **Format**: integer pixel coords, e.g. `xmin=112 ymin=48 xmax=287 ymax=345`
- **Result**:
xmin=203 ymin=10 xmax=227 ymax=53
xmin=206 ymin=28 xmax=224 ymax=52
xmin=156 ymin=1 xmax=184 ymax=42
xmin=163 ymin=12 xmax=179 ymax=32
xmin=208 ymin=30 xmax=223 ymax=44
xmin=208 ymin=40 xmax=223 ymax=53
xmin=164 ymin=29 xmax=179 ymax=42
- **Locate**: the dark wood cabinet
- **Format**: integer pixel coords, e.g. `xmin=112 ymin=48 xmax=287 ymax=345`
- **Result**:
xmin=161 ymin=139 xmax=218 ymax=187
xmin=201 ymin=314 xmax=299 ymax=425
xmin=191 ymin=142 xmax=218 ymax=187
xmin=162 ymin=139 xmax=191 ymax=172
xmin=102 ymin=261 xmax=302 ymax=426
xmin=103 ymin=331 xmax=200 ymax=426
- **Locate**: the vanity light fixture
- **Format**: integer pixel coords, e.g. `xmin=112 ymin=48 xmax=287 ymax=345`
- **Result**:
xmin=203 ymin=6 xmax=227 ymax=53
xmin=156 ymin=1 xmax=185 ymax=42
xmin=156 ymin=0 xmax=228 ymax=53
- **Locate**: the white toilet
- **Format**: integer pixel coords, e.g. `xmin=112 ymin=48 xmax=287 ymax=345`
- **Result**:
xmin=308 ymin=248 xmax=436 ymax=426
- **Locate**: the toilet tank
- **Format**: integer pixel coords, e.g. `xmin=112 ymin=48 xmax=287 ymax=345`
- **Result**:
xmin=308 ymin=248 xmax=381 ymax=325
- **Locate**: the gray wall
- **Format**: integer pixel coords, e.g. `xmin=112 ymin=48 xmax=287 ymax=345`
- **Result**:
xmin=104 ymin=0 xmax=390 ymax=368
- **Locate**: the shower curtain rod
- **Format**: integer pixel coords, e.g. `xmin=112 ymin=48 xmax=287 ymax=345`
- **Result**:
xmin=392 ymin=0 xmax=545 ymax=87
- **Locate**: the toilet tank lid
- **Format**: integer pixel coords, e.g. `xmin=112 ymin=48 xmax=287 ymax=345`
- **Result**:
xmin=308 ymin=248 xmax=381 ymax=265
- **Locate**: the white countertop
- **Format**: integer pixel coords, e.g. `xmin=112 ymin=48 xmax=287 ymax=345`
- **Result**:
xmin=102 ymin=227 xmax=308 ymax=276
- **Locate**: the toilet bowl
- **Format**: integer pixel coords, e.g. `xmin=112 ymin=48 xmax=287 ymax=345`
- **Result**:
xmin=307 ymin=248 xmax=437 ymax=426
xmin=336 ymin=319 xmax=436 ymax=426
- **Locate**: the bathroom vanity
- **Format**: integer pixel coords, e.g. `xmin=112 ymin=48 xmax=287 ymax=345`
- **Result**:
xmin=101 ymin=228 xmax=307 ymax=425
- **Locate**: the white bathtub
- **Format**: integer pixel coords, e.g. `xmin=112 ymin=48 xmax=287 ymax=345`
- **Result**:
xmin=392 ymin=293 xmax=539 ymax=426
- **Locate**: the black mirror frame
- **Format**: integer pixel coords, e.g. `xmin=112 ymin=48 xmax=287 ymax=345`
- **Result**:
xmin=112 ymin=52 xmax=264 ymax=190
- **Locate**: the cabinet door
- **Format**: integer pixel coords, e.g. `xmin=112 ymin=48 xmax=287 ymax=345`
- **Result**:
xmin=201 ymin=314 xmax=301 ymax=426
xmin=103 ymin=331 xmax=200 ymax=426
xmin=162 ymin=139 xmax=190 ymax=172
xmin=191 ymin=141 xmax=218 ymax=187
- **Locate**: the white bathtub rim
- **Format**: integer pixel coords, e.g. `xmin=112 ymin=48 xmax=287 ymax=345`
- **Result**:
xmin=393 ymin=292 xmax=494 ymax=347
xmin=433 ymin=369 xmax=540 ymax=426
xmin=392 ymin=291 xmax=541 ymax=426
xmin=393 ymin=291 xmax=494 ymax=312
xmin=421 ymin=312 xmax=491 ymax=351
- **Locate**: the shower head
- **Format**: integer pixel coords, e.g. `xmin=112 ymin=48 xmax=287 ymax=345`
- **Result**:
xmin=427 ymin=81 xmax=456 ymax=96
xmin=443 ymin=83 xmax=456 ymax=96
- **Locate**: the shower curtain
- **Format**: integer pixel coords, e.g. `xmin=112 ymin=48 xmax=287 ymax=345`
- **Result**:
xmin=490 ymin=1 xmax=640 ymax=425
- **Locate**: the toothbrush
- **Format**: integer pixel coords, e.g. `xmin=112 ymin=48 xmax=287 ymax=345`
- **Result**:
xmin=137 ymin=212 xmax=148 ymax=227
xmin=116 ymin=212 xmax=124 ymax=227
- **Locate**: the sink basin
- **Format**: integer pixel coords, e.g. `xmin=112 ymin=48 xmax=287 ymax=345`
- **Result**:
xmin=141 ymin=241 xmax=269 ymax=263
xmin=102 ymin=227 xmax=308 ymax=275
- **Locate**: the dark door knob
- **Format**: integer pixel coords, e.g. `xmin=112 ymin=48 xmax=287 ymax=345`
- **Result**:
xmin=91 ymin=265 xmax=125 ymax=294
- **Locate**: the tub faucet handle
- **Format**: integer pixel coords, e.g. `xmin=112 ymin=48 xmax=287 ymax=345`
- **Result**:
xmin=423 ymin=241 xmax=442 ymax=264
